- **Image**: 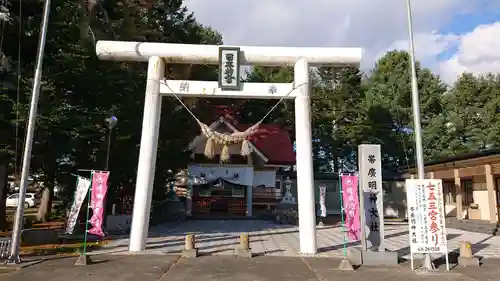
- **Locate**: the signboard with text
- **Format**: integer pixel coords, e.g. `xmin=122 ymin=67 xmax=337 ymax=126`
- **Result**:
xmin=218 ymin=47 xmax=241 ymax=90
xmin=358 ymin=144 xmax=385 ymax=251
xmin=405 ymin=179 xmax=448 ymax=254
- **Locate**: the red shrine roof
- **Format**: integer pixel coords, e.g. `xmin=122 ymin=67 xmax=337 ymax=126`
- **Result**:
xmin=190 ymin=105 xmax=295 ymax=165
xmin=234 ymin=123 xmax=296 ymax=165
xmin=190 ymin=111 xmax=296 ymax=165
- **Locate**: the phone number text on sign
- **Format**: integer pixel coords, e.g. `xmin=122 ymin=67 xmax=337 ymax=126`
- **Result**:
xmin=417 ymin=246 xmax=440 ymax=252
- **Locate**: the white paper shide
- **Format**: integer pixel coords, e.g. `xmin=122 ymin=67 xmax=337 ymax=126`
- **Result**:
xmin=405 ymin=179 xmax=448 ymax=254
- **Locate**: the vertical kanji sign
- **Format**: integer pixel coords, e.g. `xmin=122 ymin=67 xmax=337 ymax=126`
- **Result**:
xmin=405 ymin=179 xmax=448 ymax=254
xmin=218 ymin=47 xmax=241 ymax=90
xmin=358 ymin=144 xmax=385 ymax=251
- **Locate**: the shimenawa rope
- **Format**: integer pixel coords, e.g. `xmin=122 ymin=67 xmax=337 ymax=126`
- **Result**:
xmin=162 ymin=79 xmax=307 ymax=163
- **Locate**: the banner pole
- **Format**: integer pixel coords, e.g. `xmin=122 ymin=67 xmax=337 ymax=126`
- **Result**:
xmin=339 ymin=172 xmax=347 ymax=258
xmin=82 ymin=171 xmax=93 ymax=256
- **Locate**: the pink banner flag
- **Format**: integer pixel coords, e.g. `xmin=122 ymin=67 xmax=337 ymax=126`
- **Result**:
xmin=341 ymin=175 xmax=360 ymax=241
xmin=88 ymin=171 xmax=110 ymax=236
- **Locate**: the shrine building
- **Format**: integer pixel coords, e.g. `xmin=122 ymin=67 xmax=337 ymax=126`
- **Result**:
xmin=177 ymin=109 xmax=296 ymax=217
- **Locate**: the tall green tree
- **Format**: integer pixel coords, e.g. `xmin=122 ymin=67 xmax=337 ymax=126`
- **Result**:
xmin=0 ymin=0 xmax=223 ymax=221
xmin=241 ymin=65 xmax=366 ymax=172
xmin=364 ymin=50 xmax=447 ymax=168
xmin=311 ymin=67 xmax=366 ymax=172
xmin=432 ymin=73 xmax=500 ymax=158
xmin=239 ymin=66 xmax=293 ymax=126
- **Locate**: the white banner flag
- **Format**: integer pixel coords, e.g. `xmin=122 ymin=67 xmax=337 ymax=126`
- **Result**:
xmin=319 ymin=185 xmax=327 ymax=217
xmin=65 ymin=177 xmax=91 ymax=234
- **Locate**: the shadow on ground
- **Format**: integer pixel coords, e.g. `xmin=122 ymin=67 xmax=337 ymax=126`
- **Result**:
xmin=2 ymin=254 xmax=492 ymax=281
xmin=98 ymin=220 xmax=338 ymax=255
xmin=0 ymin=255 xmax=180 ymax=281
xmin=161 ymin=256 xmax=478 ymax=281
xmin=396 ymin=233 xmax=493 ymax=267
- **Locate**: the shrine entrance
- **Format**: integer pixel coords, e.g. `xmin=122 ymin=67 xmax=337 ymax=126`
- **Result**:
xmin=95 ymin=40 xmax=362 ymax=255
xmin=190 ymin=179 xmax=247 ymax=216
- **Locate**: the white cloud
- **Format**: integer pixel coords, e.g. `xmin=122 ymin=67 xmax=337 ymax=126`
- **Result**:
xmin=184 ymin=0 xmax=499 ymax=82
xmin=439 ymin=22 xmax=500 ymax=83
xmin=382 ymin=32 xmax=460 ymax=79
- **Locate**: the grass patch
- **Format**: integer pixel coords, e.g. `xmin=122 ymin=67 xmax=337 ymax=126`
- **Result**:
xmin=20 ymin=241 xmax=109 ymax=256
xmin=0 ymin=221 xmax=66 ymax=237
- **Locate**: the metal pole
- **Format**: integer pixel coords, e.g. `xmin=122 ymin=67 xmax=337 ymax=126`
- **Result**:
xmin=406 ymin=0 xmax=434 ymax=271
xmin=338 ymin=171 xmax=348 ymax=258
xmin=8 ymin=0 xmax=51 ymax=264
xmin=105 ymin=129 xmax=112 ymax=170
xmin=101 ymin=128 xmax=112 ymax=234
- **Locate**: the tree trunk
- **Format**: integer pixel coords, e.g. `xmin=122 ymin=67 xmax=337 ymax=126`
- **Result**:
xmin=47 ymin=185 xmax=54 ymax=215
xmin=36 ymin=187 xmax=51 ymax=222
xmin=36 ymin=158 xmax=57 ymax=223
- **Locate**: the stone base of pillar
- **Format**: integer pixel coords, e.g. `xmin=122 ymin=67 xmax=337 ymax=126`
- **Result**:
xmin=458 ymin=257 xmax=480 ymax=267
xmin=359 ymin=249 xmax=399 ymax=266
xmin=74 ymin=254 xmax=93 ymax=266
xmin=234 ymin=247 xmax=252 ymax=258
xmin=181 ymin=248 xmax=199 ymax=258
xmin=337 ymin=258 xmax=355 ymax=271
xmin=280 ymin=193 xmax=296 ymax=204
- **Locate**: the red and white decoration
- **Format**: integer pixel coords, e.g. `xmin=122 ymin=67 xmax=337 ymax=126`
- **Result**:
xmin=65 ymin=176 xmax=92 ymax=234
xmin=88 ymin=171 xmax=110 ymax=236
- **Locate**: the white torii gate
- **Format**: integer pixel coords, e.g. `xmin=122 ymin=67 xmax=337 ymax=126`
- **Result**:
xmin=95 ymin=41 xmax=362 ymax=254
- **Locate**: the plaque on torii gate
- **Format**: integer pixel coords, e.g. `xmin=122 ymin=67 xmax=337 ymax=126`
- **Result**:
xmin=219 ymin=47 xmax=241 ymax=91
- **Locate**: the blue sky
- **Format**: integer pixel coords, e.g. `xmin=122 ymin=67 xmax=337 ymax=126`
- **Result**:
xmin=437 ymin=9 xmax=500 ymax=61
xmin=441 ymin=10 xmax=500 ymax=34
xmin=185 ymin=0 xmax=500 ymax=83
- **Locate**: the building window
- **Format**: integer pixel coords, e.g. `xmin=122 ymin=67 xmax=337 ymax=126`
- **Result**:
xmin=442 ymin=181 xmax=456 ymax=204
xmin=462 ymin=180 xmax=474 ymax=205
xmin=275 ymin=176 xmax=282 ymax=190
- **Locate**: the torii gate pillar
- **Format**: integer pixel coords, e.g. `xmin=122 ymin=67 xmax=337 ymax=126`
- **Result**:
xmin=128 ymin=56 xmax=164 ymax=252
xmin=96 ymin=41 xmax=362 ymax=254
xmin=293 ymin=59 xmax=316 ymax=253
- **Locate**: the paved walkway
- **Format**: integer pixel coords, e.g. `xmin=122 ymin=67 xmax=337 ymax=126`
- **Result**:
xmin=1 ymin=254 xmax=499 ymax=281
xmin=95 ymin=220 xmax=500 ymax=259
xmin=94 ymin=220 xmax=500 ymax=258
xmin=2 ymin=220 xmax=499 ymax=281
